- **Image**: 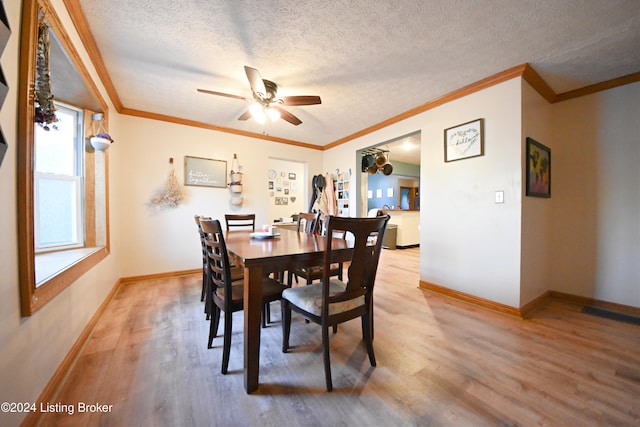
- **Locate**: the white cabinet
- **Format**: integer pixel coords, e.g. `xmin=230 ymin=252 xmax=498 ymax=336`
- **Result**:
xmin=386 ymin=210 xmax=420 ymax=247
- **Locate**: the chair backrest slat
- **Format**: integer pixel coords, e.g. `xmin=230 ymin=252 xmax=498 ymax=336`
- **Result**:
xmin=201 ymin=219 xmax=234 ymax=310
xmin=297 ymin=212 xmax=320 ymax=234
xmin=224 ymin=214 xmax=256 ymax=231
xmin=195 ymin=215 xmax=212 ymax=258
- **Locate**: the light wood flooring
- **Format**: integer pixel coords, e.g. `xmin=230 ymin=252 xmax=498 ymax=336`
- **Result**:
xmin=35 ymin=248 xmax=639 ymax=426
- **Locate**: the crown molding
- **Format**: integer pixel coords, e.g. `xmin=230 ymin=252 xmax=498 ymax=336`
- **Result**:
xmin=62 ymin=0 xmax=123 ymax=112
xmin=554 ymin=71 xmax=640 ymax=103
xmin=120 ymin=108 xmax=321 ymax=149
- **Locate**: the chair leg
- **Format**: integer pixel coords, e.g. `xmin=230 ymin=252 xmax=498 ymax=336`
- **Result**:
xmin=208 ymin=306 xmax=220 ymax=348
xmin=221 ymin=309 xmax=233 ymax=374
xmin=262 ymin=302 xmax=270 ymax=328
xmin=370 ymin=297 xmax=374 ymax=341
xmin=287 ymin=271 xmax=294 ymax=287
xmin=266 ymin=302 xmax=271 ymax=325
xmin=322 ymin=325 xmax=333 ymax=392
xmin=282 ymin=301 xmax=291 ymax=353
xmin=204 ymin=271 xmax=212 ymax=319
xmin=304 ymin=275 xmax=313 ymax=324
xmin=200 ymin=266 xmax=206 ymax=301
xmin=362 ymin=313 xmax=376 ymax=367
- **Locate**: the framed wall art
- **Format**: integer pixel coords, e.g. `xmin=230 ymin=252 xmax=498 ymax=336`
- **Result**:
xmin=526 ymin=137 xmax=551 ymax=197
xmin=184 ymin=155 xmax=227 ymax=188
xmin=444 ymin=118 xmax=484 ymax=162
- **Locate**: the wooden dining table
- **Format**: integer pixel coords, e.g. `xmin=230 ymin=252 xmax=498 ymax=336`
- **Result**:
xmin=223 ymin=228 xmax=353 ymax=393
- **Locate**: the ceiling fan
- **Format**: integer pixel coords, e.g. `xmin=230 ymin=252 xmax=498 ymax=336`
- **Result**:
xmin=197 ymin=66 xmax=321 ymax=126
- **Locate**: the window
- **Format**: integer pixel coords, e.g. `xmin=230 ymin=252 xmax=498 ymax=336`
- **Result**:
xmin=18 ymin=0 xmax=110 ymax=316
xmin=34 ymin=103 xmax=84 ymax=253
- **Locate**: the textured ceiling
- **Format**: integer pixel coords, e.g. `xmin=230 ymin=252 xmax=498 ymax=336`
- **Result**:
xmin=76 ymin=0 xmax=640 ymax=148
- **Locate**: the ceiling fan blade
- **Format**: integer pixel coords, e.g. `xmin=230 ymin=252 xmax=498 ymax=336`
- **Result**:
xmin=197 ymin=88 xmax=247 ymax=101
xmin=273 ymin=106 xmax=302 ymax=126
xmin=280 ymin=95 xmax=322 ymax=106
xmin=237 ymin=109 xmax=251 ymax=121
xmin=244 ymin=66 xmax=266 ymax=98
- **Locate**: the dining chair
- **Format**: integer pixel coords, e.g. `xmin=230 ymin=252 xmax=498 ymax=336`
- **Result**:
xmin=281 ymin=214 xmax=390 ymax=391
xmin=194 ymin=215 xmax=210 ymax=304
xmin=224 ymin=213 xmax=256 ymax=231
xmin=298 ymin=212 xmax=320 ymax=234
xmin=196 ymin=215 xmax=244 ymax=320
xmin=224 ymin=212 xmax=284 ymax=324
xmin=288 ymin=213 xmax=344 ymax=286
xmin=200 ymin=219 xmax=287 ymax=374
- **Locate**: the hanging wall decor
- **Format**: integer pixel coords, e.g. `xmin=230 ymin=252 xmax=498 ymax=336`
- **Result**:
xmin=34 ymin=19 xmax=58 ymax=130
xmin=229 ymin=153 xmax=244 ymax=206
xmin=444 ymin=118 xmax=484 ymax=162
xmin=525 ymin=137 xmax=551 ymax=198
xmin=151 ymin=158 xmax=186 ymax=207
xmin=184 ymin=155 xmax=227 ymax=187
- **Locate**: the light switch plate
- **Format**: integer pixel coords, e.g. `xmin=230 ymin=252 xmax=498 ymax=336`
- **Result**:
xmin=495 ymin=191 xmax=504 ymax=204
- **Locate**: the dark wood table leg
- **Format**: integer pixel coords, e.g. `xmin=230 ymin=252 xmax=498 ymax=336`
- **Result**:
xmin=244 ymin=263 xmax=263 ymax=393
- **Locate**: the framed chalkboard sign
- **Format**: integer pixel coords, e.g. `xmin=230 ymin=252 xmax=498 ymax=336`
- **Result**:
xmin=184 ymin=156 xmax=227 ymax=188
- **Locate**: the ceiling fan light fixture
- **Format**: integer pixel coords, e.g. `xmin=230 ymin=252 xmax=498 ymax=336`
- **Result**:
xmin=249 ymin=102 xmax=280 ymax=124
xmin=199 ymin=66 xmax=319 ymax=126
xmin=267 ymin=107 xmax=280 ymax=122
xmin=249 ymin=103 xmax=266 ymax=123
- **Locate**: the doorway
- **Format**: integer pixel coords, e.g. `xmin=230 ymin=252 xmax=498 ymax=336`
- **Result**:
xmin=355 ymin=131 xmax=421 ymax=216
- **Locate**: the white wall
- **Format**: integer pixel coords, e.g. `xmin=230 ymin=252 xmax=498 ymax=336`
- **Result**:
xmin=115 ymin=115 xmax=323 ymax=277
xmin=267 ymin=158 xmax=308 ymax=223
xmin=550 ymin=82 xmax=640 ymax=307
xmin=520 ymin=81 xmax=554 ymax=306
xmin=327 ymin=78 xmax=640 ymax=310
xmin=324 ymin=79 xmax=524 ymax=307
xmin=0 ymin=2 xmax=123 ymax=426
xmin=420 ymin=79 xmax=523 ymax=307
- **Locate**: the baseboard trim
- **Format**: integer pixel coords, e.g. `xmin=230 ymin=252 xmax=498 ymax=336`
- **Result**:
xmin=21 ymin=278 xmax=123 ymax=427
xmin=419 ymin=280 xmax=525 ymax=318
xmin=120 ymin=268 xmax=200 ymax=284
xmin=550 ymin=291 xmax=640 ymax=317
xmin=520 ymin=291 xmax=553 ymax=318
xmin=418 ymin=281 xmax=639 ymax=319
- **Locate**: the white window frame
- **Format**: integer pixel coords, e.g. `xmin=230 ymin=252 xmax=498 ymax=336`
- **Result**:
xmin=33 ymin=102 xmax=85 ymax=253
xmin=34 ymin=173 xmax=83 ymax=251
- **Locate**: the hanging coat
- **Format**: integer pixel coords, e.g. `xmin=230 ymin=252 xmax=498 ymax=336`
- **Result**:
xmin=324 ymin=173 xmax=337 ymax=216
xmin=308 ymin=174 xmax=318 ymax=213
xmin=308 ymin=174 xmax=326 ymax=213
